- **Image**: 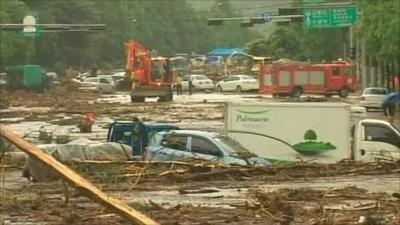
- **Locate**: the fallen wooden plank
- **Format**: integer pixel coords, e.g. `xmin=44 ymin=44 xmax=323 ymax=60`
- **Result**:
xmin=0 ymin=124 xmax=159 ymax=225
xmin=179 ymin=187 xmax=220 ymax=195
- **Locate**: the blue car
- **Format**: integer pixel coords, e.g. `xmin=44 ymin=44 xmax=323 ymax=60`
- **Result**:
xmin=146 ymin=130 xmax=270 ymax=166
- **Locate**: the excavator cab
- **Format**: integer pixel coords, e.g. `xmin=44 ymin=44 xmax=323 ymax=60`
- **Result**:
xmin=149 ymin=58 xmax=172 ymax=84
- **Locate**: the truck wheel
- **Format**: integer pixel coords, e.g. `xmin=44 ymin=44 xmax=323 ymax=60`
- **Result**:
xmin=291 ymin=87 xmax=302 ymax=98
xmin=131 ymin=96 xmax=144 ymax=102
xmin=217 ymin=86 xmax=223 ymax=92
xmin=339 ymin=88 xmax=349 ymax=98
xmin=159 ymin=96 xmax=167 ymax=102
xmin=236 ymin=86 xmax=242 ymax=93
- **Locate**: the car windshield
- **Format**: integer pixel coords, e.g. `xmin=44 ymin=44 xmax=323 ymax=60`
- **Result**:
xmin=365 ymin=89 xmax=387 ymax=95
xmin=84 ymin=78 xmax=97 ymax=83
xmin=213 ymin=136 xmax=251 ymax=155
xmin=240 ymin=75 xmax=253 ymax=80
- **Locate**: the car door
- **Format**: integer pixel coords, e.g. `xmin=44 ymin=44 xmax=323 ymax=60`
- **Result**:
xmin=359 ymin=124 xmax=400 ymax=162
xmin=181 ymin=75 xmax=189 ymax=90
xmin=221 ymin=77 xmax=233 ymax=91
xmin=189 ymin=135 xmax=223 ymax=162
xmin=229 ymin=76 xmax=240 ymax=91
xmin=156 ymin=134 xmax=191 ymax=161
xmin=191 ymin=76 xmax=198 ymax=87
xmin=99 ymin=78 xmax=111 ymax=92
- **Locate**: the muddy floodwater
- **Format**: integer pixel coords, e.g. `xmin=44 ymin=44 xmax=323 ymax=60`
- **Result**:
xmin=1 ymin=89 xmax=398 ymax=225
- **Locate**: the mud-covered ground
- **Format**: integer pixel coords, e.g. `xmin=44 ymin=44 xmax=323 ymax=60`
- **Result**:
xmin=1 ymin=87 xmax=399 ymax=225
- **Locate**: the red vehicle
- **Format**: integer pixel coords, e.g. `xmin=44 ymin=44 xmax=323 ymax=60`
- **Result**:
xmin=259 ymin=61 xmax=357 ymax=98
xmin=126 ymin=41 xmax=173 ymax=102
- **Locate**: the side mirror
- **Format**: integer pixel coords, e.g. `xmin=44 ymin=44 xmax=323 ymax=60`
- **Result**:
xmin=360 ymin=149 xmax=366 ymax=155
xmin=214 ymin=150 xmax=223 ymax=158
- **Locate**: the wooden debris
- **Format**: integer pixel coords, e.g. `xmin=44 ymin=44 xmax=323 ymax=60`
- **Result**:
xmin=179 ymin=187 xmax=220 ymax=195
xmin=324 ymin=202 xmax=377 ymax=211
xmin=0 ymin=124 xmax=159 ymax=225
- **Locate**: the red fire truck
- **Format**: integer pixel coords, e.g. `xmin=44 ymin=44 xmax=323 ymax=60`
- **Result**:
xmin=259 ymin=61 xmax=357 ymax=98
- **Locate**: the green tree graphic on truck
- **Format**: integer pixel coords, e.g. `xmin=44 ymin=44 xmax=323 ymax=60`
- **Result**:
xmin=292 ymin=129 xmax=336 ymax=155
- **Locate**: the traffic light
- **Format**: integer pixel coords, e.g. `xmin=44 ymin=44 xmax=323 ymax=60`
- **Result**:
xmin=278 ymin=8 xmax=303 ymax=16
xmin=349 ymin=47 xmax=356 ymax=59
xmin=207 ymin=19 xmax=223 ymax=26
xmin=276 ymin=21 xmax=290 ymax=26
xmin=240 ymin=21 xmax=254 ymax=28
xmin=290 ymin=16 xmax=304 ymax=23
xmin=249 ymin=18 xmax=265 ymax=24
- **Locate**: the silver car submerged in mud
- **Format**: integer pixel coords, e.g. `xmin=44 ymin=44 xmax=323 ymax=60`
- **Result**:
xmin=146 ymin=130 xmax=270 ymax=166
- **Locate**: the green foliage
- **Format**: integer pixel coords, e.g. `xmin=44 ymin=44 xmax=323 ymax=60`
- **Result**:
xmin=357 ymin=0 xmax=400 ymax=63
xmin=245 ymin=25 xmax=343 ymax=61
xmin=304 ymin=129 xmax=317 ymax=141
xmin=1 ymin=0 xmax=260 ymax=72
xmin=246 ymin=0 xmax=399 ymax=70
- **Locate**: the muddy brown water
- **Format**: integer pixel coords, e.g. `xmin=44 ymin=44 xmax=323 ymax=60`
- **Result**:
xmin=2 ymin=91 xmax=398 ymax=225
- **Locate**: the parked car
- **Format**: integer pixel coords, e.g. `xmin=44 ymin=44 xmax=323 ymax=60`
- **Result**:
xmin=111 ymin=72 xmax=125 ymax=84
xmin=98 ymin=75 xmax=116 ymax=86
xmin=215 ymin=74 xmax=259 ymax=92
xmin=360 ymin=87 xmax=389 ymax=111
xmin=146 ymin=130 xmax=270 ymax=166
xmin=183 ymin=74 xmax=214 ymax=91
xmin=80 ymin=76 xmax=116 ymax=93
xmin=0 ymin=72 xmax=6 ymax=86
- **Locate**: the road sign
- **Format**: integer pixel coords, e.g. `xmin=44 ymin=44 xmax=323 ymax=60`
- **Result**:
xmin=262 ymin=12 xmax=272 ymax=23
xmin=304 ymin=7 xmax=358 ymax=28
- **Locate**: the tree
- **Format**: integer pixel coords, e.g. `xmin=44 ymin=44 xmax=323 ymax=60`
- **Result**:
xmin=1 ymin=0 xmax=261 ymax=73
xmin=304 ymin=130 xmax=317 ymax=142
xmin=0 ymin=0 xmax=35 ymax=68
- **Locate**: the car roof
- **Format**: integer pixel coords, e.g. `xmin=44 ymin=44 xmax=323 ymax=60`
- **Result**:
xmin=232 ymin=74 xmax=251 ymax=78
xmin=362 ymin=87 xmax=388 ymax=94
xmin=161 ymin=130 xmax=220 ymax=138
xmin=190 ymin=74 xmax=208 ymax=77
xmin=364 ymin=87 xmax=387 ymax=90
xmin=190 ymin=74 xmax=210 ymax=78
xmin=83 ymin=77 xmax=98 ymax=80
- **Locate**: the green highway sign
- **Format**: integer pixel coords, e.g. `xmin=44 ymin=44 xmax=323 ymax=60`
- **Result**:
xmin=304 ymin=7 xmax=358 ymax=28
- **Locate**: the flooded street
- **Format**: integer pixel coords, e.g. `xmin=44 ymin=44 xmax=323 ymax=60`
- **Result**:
xmin=1 ymin=90 xmax=399 ymax=225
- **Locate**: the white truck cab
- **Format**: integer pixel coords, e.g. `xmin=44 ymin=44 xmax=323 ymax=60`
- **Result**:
xmin=353 ymin=119 xmax=400 ymax=162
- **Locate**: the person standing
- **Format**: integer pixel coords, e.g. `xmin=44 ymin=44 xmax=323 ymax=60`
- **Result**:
xmin=188 ymin=75 xmax=193 ymax=95
xmin=176 ymin=74 xmax=183 ymax=95
xmin=384 ymin=102 xmax=396 ymax=124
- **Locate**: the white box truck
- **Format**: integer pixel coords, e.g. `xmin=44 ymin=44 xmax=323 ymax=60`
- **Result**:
xmin=225 ymin=102 xmax=400 ymax=163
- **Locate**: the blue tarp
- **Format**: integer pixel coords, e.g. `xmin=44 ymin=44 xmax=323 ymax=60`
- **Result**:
xmin=207 ymin=48 xmax=244 ymax=57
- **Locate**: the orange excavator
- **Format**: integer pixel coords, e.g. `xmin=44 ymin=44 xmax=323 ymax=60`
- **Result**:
xmin=126 ymin=41 xmax=173 ymax=102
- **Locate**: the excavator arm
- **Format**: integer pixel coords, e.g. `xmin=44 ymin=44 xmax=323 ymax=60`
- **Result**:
xmin=126 ymin=41 xmax=152 ymax=85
